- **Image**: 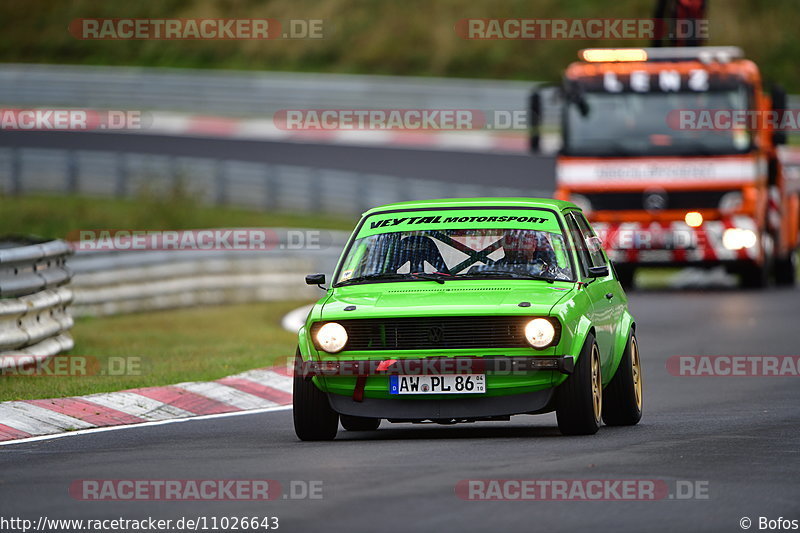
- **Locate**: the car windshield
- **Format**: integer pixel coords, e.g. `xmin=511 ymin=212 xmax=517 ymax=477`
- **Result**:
xmin=563 ymin=87 xmax=752 ymax=157
xmin=336 ymin=227 xmax=575 ymax=285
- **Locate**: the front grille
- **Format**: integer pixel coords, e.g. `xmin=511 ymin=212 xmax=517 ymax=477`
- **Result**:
xmin=585 ymin=190 xmax=732 ymax=211
xmin=312 ymin=316 xmax=557 ymax=351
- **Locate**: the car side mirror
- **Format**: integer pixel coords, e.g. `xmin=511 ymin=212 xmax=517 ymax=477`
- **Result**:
xmin=587 ymin=265 xmax=609 ymax=278
xmin=305 ymin=273 xmax=326 ymax=286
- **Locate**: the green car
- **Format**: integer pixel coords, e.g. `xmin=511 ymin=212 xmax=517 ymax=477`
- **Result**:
xmin=294 ymin=198 xmax=643 ymax=440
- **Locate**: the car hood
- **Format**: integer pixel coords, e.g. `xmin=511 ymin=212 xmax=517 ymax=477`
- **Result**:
xmin=318 ymin=280 xmax=575 ymax=321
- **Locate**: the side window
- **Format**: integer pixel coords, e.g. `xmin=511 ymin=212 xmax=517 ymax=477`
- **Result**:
xmin=565 ymin=213 xmax=592 ymax=277
xmin=573 ymin=212 xmax=607 ymax=268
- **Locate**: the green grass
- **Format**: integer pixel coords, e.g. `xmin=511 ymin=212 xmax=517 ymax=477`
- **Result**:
xmin=0 ymin=193 xmax=354 ymax=240
xmin=0 ymin=301 xmax=309 ymax=401
xmin=2 ymin=0 xmax=799 ymax=91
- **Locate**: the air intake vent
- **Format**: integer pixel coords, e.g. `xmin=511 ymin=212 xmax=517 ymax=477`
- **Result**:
xmin=312 ymin=316 xmax=560 ymax=351
xmin=385 ymin=287 xmax=512 ymax=294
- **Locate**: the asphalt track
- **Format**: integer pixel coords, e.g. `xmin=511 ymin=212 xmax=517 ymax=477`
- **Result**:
xmin=1 ymin=288 xmax=798 ymax=533
xmin=0 ymin=131 xmax=555 ymax=189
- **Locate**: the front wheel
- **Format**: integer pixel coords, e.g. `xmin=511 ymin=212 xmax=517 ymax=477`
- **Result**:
xmin=602 ymin=332 xmax=643 ymax=426
xmin=340 ymin=415 xmax=381 ymax=431
xmin=556 ymin=334 xmax=602 ymax=436
xmin=293 ymin=351 xmax=339 ymax=441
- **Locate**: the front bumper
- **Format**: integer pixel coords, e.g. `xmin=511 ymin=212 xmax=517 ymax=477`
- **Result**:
xmin=328 ymin=388 xmax=555 ymax=420
xmin=301 ymin=356 xmax=573 ymax=414
xmin=299 ymin=356 xmax=575 ymax=377
xmin=593 ymin=216 xmax=761 ymax=265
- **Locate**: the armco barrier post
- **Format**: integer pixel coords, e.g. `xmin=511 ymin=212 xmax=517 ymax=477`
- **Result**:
xmin=66 ymin=151 xmax=79 ymax=194
xmin=115 ymin=152 xmax=127 ymax=198
xmin=215 ymin=160 xmax=227 ymax=205
xmin=10 ymin=148 xmax=22 ymax=195
xmin=264 ymin=165 xmax=278 ymax=211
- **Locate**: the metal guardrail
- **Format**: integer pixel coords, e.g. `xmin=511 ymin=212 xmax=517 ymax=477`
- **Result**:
xmin=0 ymin=63 xmax=548 ymax=121
xmin=1 ymin=64 xmax=798 ymax=157
xmin=0 ymin=148 xmax=550 ymax=216
xmin=0 ymin=229 xmax=347 ymax=370
xmin=1 ymin=63 xmax=797 ymax=144
xmin=67 ymin=229 xmax=349 ymax=317
xmin=0 ymin=239 xmax=72 ymax=298
xmin=0 ymin=239 xmax=74 ymax=364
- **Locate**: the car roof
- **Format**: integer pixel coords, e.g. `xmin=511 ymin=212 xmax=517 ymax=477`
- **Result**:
xmin=362 ymin=197 xmax=579 ymax=216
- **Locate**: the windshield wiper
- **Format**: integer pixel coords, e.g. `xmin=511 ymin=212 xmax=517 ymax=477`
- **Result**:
xmin=337 ymin=272 xmax=447 ymax=286
xmin=336 ymin=273 xmax=405 ymax=286
xmin=409 ymin=272 xmax=447 ymax=284
xmin=456 ymin=270 xmax=555 ymax=283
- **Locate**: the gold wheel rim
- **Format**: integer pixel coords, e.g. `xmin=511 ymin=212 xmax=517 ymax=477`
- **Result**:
xmin=631 ymin=336 xmax=643 ymax=411
xmin=591 ymin=344 xmax=602 ymax=422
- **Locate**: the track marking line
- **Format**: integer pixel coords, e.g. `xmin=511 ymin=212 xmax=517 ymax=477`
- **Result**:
xmin=0 ymin=402 xmax=95 ymax=434
xmin=134 ymin=385 xmax=237 ymax=415
xmin=176 ymin=381 xmax=278 ymax=410
xmin=229 ymin=369 xmax=293 ymax=394
xmin=84 ymin=391 xmax=195 ymax=420
xmin=24 ymin=398 xmax=145 ymax=426
xmin=0 ymin=404 xmax=293 ymax=447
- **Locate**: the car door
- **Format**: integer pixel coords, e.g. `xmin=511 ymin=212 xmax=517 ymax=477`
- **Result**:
xmin=565 ymin=211 xmax=619 ymax=375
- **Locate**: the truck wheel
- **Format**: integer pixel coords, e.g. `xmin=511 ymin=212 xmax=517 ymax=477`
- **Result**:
xmin=774 ymin=253 xmax=797 ymax=286
xmin=741 ymin=234 xmax=775 ymax=289
xmin=602 ymin=332 xmax=643 ymax=426
xmin=340 ymin=415 xmax=381 ymax=431
xmin=293 ymin=350 xmax=339 ymax=441
xmin=739 ymin=265 xmax=769 ymax=289
xmin=739 ymin=263 xmax=770 ymax=289
xmin=556 ymin=334 xmax=602 ymax=436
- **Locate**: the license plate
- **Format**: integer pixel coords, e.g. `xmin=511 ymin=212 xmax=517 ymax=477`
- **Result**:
xmin=389 ymin=374 xmax=486 ymax=395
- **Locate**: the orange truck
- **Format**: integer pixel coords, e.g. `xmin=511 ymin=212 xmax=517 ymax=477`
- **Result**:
xmin=531 ymin=47 xmax=799 ymax=288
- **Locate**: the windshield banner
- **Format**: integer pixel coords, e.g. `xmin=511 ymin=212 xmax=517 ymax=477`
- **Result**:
xmin=356 ymin=209 xmax=562 ymax=238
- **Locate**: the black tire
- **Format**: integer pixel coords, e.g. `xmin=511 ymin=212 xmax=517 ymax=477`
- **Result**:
xmin=293 ymin=350 xmax=339 ymax=441
xmin=602 ymin=332 xmax=643 ymax=426
xmin=340 ymin=415 xmax=381 ymax=431
xmin=741 ymin=234 xmax=775 ymax=289
xmin=774 ymin=253 xmax=797 ymax=286
xmin=556 ymin=334 xmax=602 ymax=436
xmin=739 ymin=263 xmax=770 ymax=289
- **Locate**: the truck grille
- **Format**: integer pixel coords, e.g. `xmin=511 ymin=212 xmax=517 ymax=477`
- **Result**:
xmin=312 ymin=316 xmax=553 ymax=351
xmin=585 ymin=190 xmax=731 ymax=211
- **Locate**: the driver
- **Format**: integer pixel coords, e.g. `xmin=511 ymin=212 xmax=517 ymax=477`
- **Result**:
xmin=475 ymin=230 xmax=560 ymax=276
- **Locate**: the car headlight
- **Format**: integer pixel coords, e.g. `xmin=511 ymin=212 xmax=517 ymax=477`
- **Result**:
xmin=524 ymin=318 xmax=556 ymax=348
xmin=315 ymin=322 xmax=348 ymax=353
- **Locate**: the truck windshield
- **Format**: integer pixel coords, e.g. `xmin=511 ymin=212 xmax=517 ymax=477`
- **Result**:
xmin=563 ymin=87 xmax=752 ymax=157
xmin=335 ymin=228 xmax=575 ymax=286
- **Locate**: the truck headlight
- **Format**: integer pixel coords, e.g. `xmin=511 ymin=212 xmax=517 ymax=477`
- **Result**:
xmin=524 ymin=318 xmax=556 ymax=348
xmin=722 ymin=228 xmax=757 ymax=250
xmin=315 ymin=322 xmax=348 ymax=353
